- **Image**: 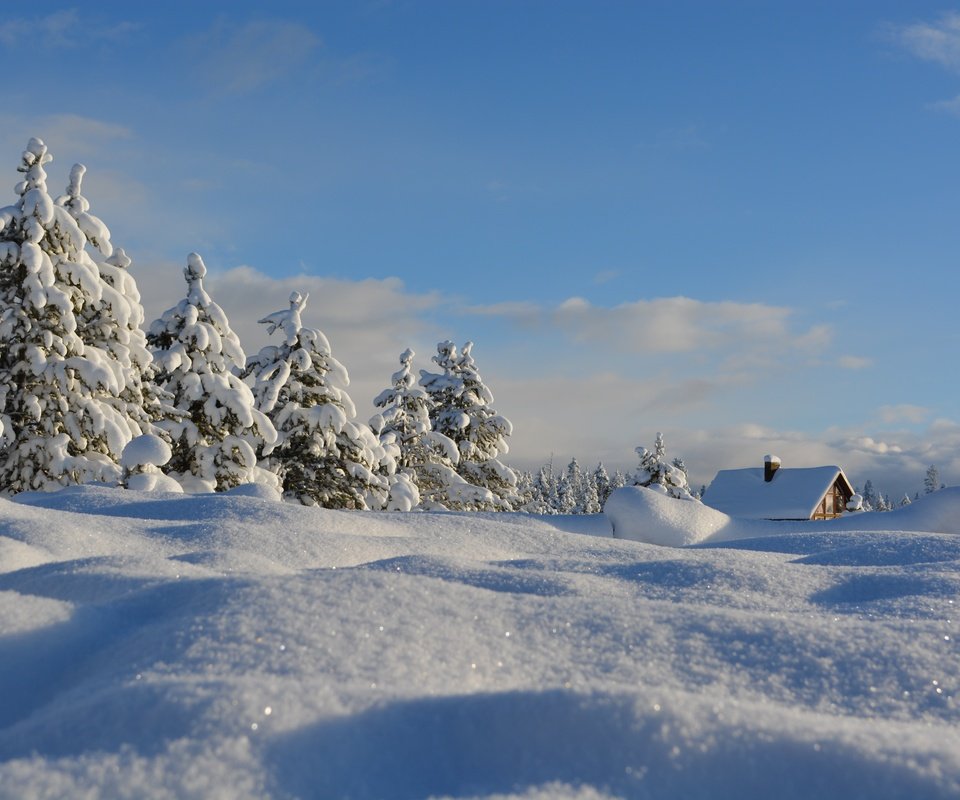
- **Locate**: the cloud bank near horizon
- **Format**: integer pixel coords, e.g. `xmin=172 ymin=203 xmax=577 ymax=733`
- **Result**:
xmin=130 ymin=260 xmax=952 ymax=497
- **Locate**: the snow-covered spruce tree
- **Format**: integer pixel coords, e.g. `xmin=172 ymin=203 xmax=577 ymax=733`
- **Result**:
xmin=56 ymin=163 xmax=172 ymax=438
xmin=0 ymin=138 xmax=146 ymax=491
xmin=633 ymin=432 xmax=697 ymax=500
xmin=371 ymin=348 xmax=492 ymax=510
xmin=147 ymin=253 xmax=277 ymax=492
xmin=244 ymin=291 xmax=394 ymax=508
xmin=522 ymin=464 xmax=557 ymax=513
xmin=419 ymin=340 xmax=518 ymax=509
xmin=593 ymin=462 xmax=612 ymax=508
xmin=924 ymin=464 xmax=941 ymax=495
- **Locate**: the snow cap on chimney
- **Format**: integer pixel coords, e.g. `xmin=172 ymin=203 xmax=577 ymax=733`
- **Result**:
xmin=764 ymin=454 xmax=781 ymax=482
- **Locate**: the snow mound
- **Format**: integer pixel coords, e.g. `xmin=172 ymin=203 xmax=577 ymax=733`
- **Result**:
xmin=607 ymin=485 xmax=960 ymax=547
xmin=605 ymin=486 xmax=731 ymax=545
xmin=125 ymin=473 xmax=184 ymax=493
xmin=120 ymin=434 xmax=171 ymax=470
xmin=223 ymin=482 xmax=282 ymax=502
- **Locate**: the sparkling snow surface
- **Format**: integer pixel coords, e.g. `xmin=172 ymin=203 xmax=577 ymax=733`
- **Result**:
xmin=1 ymin=486 xmax=958 ymax=799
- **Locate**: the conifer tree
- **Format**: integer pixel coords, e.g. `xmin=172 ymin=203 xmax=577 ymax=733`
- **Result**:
xmin=56 ymin=164 xmax=170 ymax=437
xmin=0 ymin=138 xmax=144 ymax=491
xmin=371 ymin=348 xmax=490 ymax=510
xmin=924 ymin=465 xmax=941 ymax=495
xmin=593 ymin=462 xmax=612 ymax=507
xmin=244 ymin=291 xmax=393 ymax=508
xmin=419 ymin=340 xmax=518 ymax=509
xmin=147 ymin=253 xmax=277 ymax=491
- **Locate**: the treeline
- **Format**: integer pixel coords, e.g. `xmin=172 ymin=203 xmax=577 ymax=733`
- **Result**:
xmin=855 ymin=464 xmax=946 ymax=512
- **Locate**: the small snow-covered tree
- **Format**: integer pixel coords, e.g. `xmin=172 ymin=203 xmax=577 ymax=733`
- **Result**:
xmin=900 ymin=494 xmax=912 ymax=507
xmin=245 ymin=291 xmax=392 ymax=508
xmin=419 ymin=340 xmax=518 ymax=509
xmin=147 ymin=253 xmax=277 ymax=492
xmin=633 ymin=432 xmax=696 ymax=500
xmin=0 ymin=138 xmax=144 ymax=491
xmin=593 ymin=462 xmax=612 ymax=508
xmin=371 ymin=348 xmax=491 ymax=510
xmin=520 ymin=463 xmax=556 ymax=514
xmin=924 ymin=465 xmax=941 ymax=495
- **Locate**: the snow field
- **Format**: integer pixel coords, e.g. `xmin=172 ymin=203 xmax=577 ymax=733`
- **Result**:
xmin=0 ymin=486 xmax=958 ymax=798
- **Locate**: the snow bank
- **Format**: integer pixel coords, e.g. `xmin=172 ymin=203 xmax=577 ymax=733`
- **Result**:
xmin=606 ymin=485 xmax=960 ymax=547
xmin=606 ymin=486 xmax=730 ymax=545
xmin=0 ymin=485 xmax=957 ymax=798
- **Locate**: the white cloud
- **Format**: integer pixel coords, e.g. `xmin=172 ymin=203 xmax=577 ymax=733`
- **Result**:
xmin=593 ymin=269 xmax=621 ymax=285
xmin=0 ymin=115 xmax=133 ymax=161
xmin=185 ymin=19 xmax=321 ymax=94
xmin=467 ymin=295 xmax=829 ymax=359
xmin=928 ymin=93 xmax=960 ymax=116
xmin=0 ymin=9 xmax=80 ymax=47
xmin=892 ymin=12 xmax=960 ymax=71
xmin=0 ymin=9 xmax=139 ymax=49
xmin=877 ymin=404 xmax=930 ymax=424
xmin=837 ymin=355 xmax=872 ymax=370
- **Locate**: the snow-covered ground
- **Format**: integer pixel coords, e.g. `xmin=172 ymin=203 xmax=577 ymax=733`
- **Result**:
xmin=1 ymin=486 xmax=957 ymax=799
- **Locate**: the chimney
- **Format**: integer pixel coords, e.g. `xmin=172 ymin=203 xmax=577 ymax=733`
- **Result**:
xmin=764 ymin=454 xmax=781 ymax=482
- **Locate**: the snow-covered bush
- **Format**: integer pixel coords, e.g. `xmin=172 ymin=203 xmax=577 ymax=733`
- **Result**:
xmin=147 ymin=253 xmax=277 ymax=492
xmin=0 ymin=139 xmax=151 ymax=492
xmin=419 ymin=341 xmax=518 ymax=510
xmin=244 ymin=291 xmax=391 ymax=508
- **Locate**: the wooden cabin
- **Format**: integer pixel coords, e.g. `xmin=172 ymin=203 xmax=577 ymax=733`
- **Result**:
xmin=703 ymin=455 xmax=855 ymax=521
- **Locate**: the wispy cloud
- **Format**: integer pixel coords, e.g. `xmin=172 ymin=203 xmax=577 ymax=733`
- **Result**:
xmin=593 ymin=269 xmax=621 ymax=285
xmin=887 ymin=12 xmax=960 ymax=113
xmin=890 ymin=11 xmax=960 ymax=71
xmin=184 ymin=18 xmax=322 ymax=94
xmin=0 ymin=114 xmax=133 ymax=154
xmin=837 ymin=355 xmax=872 ymax=370
xmin=929 ymin=93 xmax=960 ymax=116
xmin=0 ymin=9 xmax=80 ymax=47
xmin=0 ymin=9 xmax=139 ymax=49
xmin=877 ymin=404 xmax=930 ymax=425
xmin=467 ymin=295 xmax=829 ymax=358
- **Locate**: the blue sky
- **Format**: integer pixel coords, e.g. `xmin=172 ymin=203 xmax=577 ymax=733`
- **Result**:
xmin=1 ymin=1 xmax=958 ymax=495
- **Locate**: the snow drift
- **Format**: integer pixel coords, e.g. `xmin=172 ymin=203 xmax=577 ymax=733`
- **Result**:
xmin=1 ymin=485 xmax=958 ymax=798
xmin=606 ymin=485 xmax=960 ymax=547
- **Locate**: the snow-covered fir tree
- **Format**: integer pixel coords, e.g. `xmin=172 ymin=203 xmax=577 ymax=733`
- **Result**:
xmin=593 ymin=462 xmax=612 ymax=507
xmin=419 ymin=340 xmax=518 ymax=509
xmin=581 ymin=470 xmax=602 ymax=514
xmin=147 ymin=253 xmax=277 ymax=492
xmin=520 ymin=464 xmax=557 ymax=513
xmin=56 ymin=163 xmax=170 ymax=437
xmin=244 ymin=291 xmax=396 ymax=508
xmin=370 ymin=348 xmax=491 ymax=510
xmin=924 ymin=464 xmax=942 ymax=494
xmin=633 ymin=432 xmax=697 ymax=500
xmin=0 ymin=138 xmax=148 ymax=491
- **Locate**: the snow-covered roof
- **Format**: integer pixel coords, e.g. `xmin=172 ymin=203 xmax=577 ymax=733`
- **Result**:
xmin=704 ymin=466 xmax=852 ymax=520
